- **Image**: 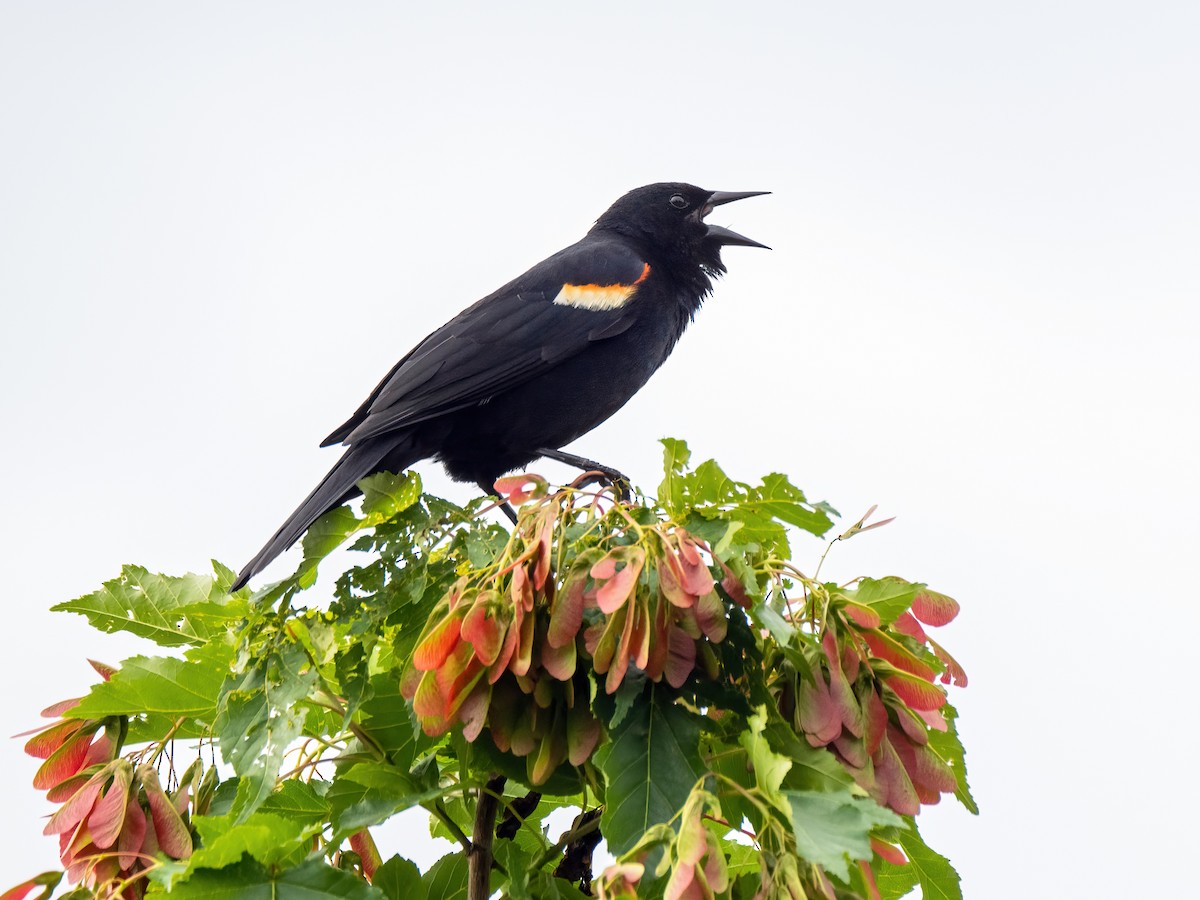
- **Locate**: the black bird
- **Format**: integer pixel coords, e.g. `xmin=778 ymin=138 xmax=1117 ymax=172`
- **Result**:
xmin=233 ymin=183 xmax=768 ymax=590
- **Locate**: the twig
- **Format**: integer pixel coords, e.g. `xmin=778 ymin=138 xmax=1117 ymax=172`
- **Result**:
xmin=145 ymin=717 xmax=186 ymax=766
xmin=431 ymin=800 xmax=473 ymax=854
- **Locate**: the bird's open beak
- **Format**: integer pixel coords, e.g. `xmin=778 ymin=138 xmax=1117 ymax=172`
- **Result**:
xmin=704 ymin=190 xmax=771 ymax=249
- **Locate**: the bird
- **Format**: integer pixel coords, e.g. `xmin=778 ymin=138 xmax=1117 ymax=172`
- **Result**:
xmin=232 ymin=183 xmax=768 ymax=591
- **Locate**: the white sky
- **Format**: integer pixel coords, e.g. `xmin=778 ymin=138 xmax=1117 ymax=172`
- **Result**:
xmin=2 ymin=2 xmax=1198 ymax=896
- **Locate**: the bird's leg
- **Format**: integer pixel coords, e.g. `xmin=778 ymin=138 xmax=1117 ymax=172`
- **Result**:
xmin=477 ymin=480 xmax=519 ymax=525
xmin=536 ymin=448 xmax=632 ymax=502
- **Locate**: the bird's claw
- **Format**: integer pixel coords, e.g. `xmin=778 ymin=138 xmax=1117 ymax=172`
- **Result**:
xmin=569 ymin=468 xmax=632 ymax=503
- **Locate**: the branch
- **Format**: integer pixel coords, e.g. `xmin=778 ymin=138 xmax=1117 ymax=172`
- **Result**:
xmin=468 ymin=775 xmax=507 ymax=900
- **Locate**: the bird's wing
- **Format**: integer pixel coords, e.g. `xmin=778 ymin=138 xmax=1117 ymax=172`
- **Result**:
xmin=322 ymin=239 xmax=650 ymax=447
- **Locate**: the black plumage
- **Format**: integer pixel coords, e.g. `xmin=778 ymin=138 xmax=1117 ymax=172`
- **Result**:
xmin=233 ymin=183 xmax=767 ymax=590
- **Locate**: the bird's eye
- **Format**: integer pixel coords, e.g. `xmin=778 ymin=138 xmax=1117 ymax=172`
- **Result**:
xmin=669 ymin=194 xmax=689 ymax=210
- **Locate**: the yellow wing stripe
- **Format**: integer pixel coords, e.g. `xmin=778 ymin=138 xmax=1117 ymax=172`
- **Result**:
xmin=553 ymin=263 xmax=651 ymax=311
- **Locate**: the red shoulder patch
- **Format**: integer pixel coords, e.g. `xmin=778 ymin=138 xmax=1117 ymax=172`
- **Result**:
xmin=553 ymin=263 xmax=650 ymax=311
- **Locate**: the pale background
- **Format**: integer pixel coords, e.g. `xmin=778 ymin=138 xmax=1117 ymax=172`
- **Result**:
xmin=2 ymin=2 xmax=1197 ymax=896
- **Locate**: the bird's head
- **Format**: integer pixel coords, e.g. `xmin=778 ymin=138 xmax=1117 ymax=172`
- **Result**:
xmin=591 ymin=182 xmax=769 ymax=276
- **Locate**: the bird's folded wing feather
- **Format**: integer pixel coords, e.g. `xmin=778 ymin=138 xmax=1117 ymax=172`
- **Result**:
xmin=322 ymin=240 xmax=649 ymax=446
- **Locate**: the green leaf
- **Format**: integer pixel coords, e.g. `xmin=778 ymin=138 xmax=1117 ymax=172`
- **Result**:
xmin=926 ymin=702 xmax=978 ymax=815
xmin=689 ymin=458 xmax=737 ymax=504
xmin=51 ymin=563 xmax=245 ymax=646
xmin=843 ymin=577 xmax=922 ymax=627
xmin=750 ymin=601 xmax=793 ymax=645
xmin=187 ymin=811 xmax=315 ymax=870
xmin=594 ymin=686 xmax=704 ymax=855
xmin=492 ymin=840 xmax=535 ymax=900
xmin=144 ymin=858 xmax=191 ymax=891
xmin=739 ymin=707 xmax=792 ymax=812
xmin=675 ymin=513 xmax=734 ymax=552
xmin=298 ymin=506 xmax=361 ymax=588
xmin=166 ymin=856 xmax=384 ymax=899
xmin=70 ymin=641 xmax=232 ymax=737
xmin=676 ymin=464 xmax=835 ymax=552
xmin=216 ymin=643 xmax=317 ymax=822
xmin=464 ymin=525 xmax=508 ymax=569
xmin=762 ymin=716 xmax=853 ymax=792
xmin=605 ymin=672 xmax=643 ymax=730
xmin=360 ymin=470 xmax=422 ymax=523
xmin=357 ymin=674 xmax=422 ymax=770
xmin=422 ymin=852 xmax=469 ymax=900
xmin=493 ymin=839 xmax=588 ymax=900
xmin=895 ymin=824 xmax=962 ymax=900
xmin=706 ymin=748 xmax=758 ymax=838
xmin=752 ymin=473 xmax=836 ymax=537
xmin=373 ymin=855 xmax=426 ymax=900
xmin=327 ymin=762 xmax=445 ymax=833
xmin=783 ymin=789 xmax=904 ymax=882
xmin=874 ymin=853 xmax=920 ymax=900
xmin=260 ymin=778 xmax=332 ymax=823
xmin=658 ymin=437 xmax=692 ymax=513
xmin=725 ymin=841 xmax=763 ymax=883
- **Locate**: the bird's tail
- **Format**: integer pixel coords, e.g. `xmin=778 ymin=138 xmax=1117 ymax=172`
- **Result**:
xmin=231 ymin=437 xmax=413 ymax=592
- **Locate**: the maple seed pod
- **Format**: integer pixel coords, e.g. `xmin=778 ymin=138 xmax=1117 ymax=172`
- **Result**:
xmin=461 ymin=590 xmax=506 ymax=665
xmin=349 ymin=829 xmax=382 ymax=881
xmin=137 ymin=765 xmax=193 ymax=859
xmin=658 ymin=552 xmax=694 ymax=609
xmin=697 ymin=640 xmax=720 ymax=680
xmin=117 ymin=792 xmax=148 ymax=872
xmin=541 ymin=633 xmax=577 ymax=681
xmin=88 ymin=759 xmax=134 ymax=850
xmin=493 ymin=473 xmax=549 ymax=505
xmin=598 ymin=862 xmax=645 ymax=900
xmin=591 ymin=546 xmax=646 ymax=614
xmin=548 ymin=559 xmax=591 ymax=648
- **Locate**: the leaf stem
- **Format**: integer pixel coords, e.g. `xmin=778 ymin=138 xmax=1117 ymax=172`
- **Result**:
xmin=813 ymin=536 xmax=841 ymax=582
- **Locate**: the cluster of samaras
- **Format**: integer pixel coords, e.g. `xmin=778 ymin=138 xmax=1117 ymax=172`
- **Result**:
xmin=402 ymin=475 xmax=745 ymax=786
xmin=779 ymin=585 xmax=967 ymax=816
xmin=19 ymin=662 xmax=201 ymax=899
